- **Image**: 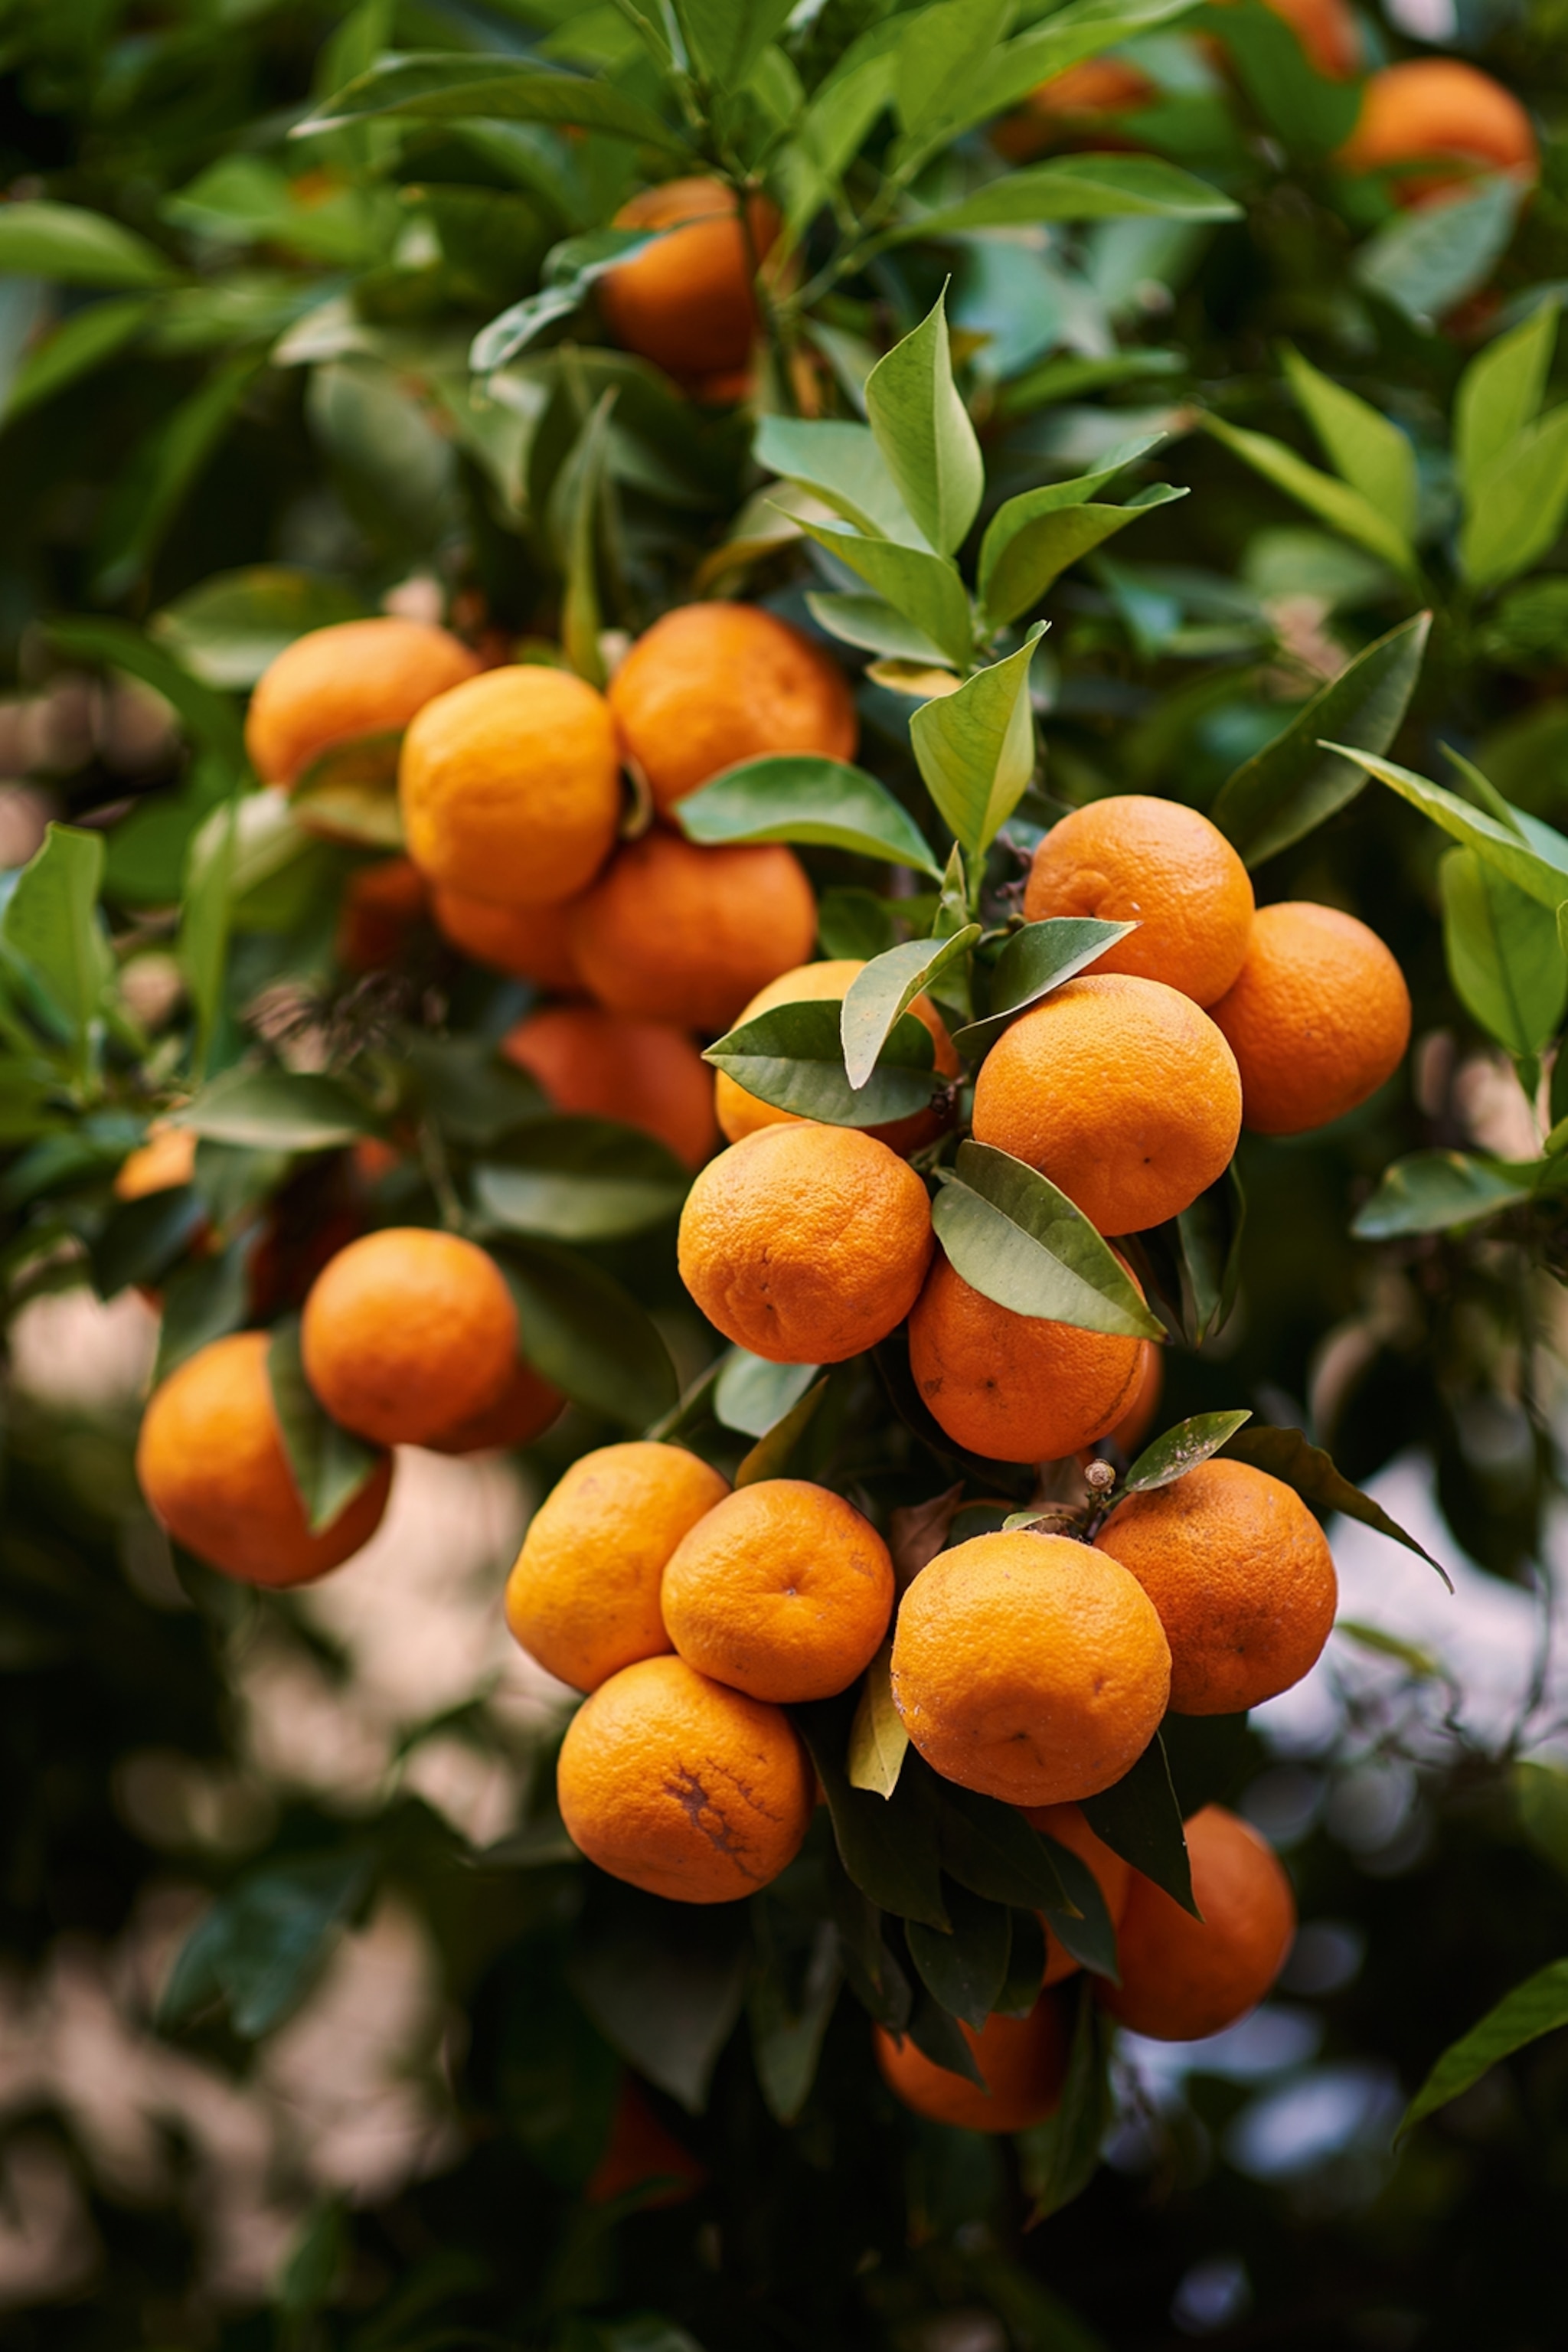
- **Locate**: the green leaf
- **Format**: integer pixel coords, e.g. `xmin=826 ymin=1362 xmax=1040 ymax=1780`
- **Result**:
xmin=704 ymin=998 xmax=938 ymax=1129
xmin=2 ymin=294 xmax=154 ymax=425
xmin=794 ymin=1700 xmax=949 ymax=1928
xmin=1514 ymin=1760 xmax=1568 ymax=1880
xmin=1018 ymin=1981 xmax=1115 ymax=2221
xmin=906 ymin=1884 xmax=1012 ymax=2030
xmin=795 ymin=515 xmax=974 ymax=668
xmin=1034 ymin=1832 xmax=1119 ymax=1981
xmin=1280 ymin=345 xmax=1418 ymax=545
xmin=908 ymin=629 xmax=1044 ymax=856
xmin=864 ymin=289 xmax=984 ymax=558
xmin=1122 ymin=1409 xmax=1250 ymax=1495
xmin=805 ymin=593 xmax=950 ymax=665
xmin=905 ymin=1985 xmax=986 ymax=2087
xmin=848 ymin=1643 xmax=910 ymax=1798
xmin=735 ymin=1375 xmax=828 ymax=1485
xmin=90 ymin=1186 xmax=206 ymax=1300
xmin=931 ymin=1141 xmax=1165 ymax=1340
xmin=1192 ymin=0 xmax=1357 ymax=154
xmin=1355 ymin=176 xmax=1521 ymax=335
xmin=748 ymin=1913 xmax=841 ymax=2127
xmin=1400 ymin=1960 xmax=1568 ymax=2139
xmin=171 ymin=1067 xmax=378 ymax=1151
xmin=152 ymin=567 xmax=366 ymax=690
xmin=1201 ymin=412 xmax=1418 ymax=577
xmin=713 ymin=1349 xmax=820 ymax=1439
xmin=954 ymin=0 xmax=1210 ymax=136
xmin=930 ymin=1773 xmax=1071 ymax=1913
xmin=92 ymin=357 xmax=259 ymax=602
xmin=1331 ymin=745 xmax=1568 ymax=911
xmin=472 ymin=228 xmax=660 ymax=371
xmin=569 ymin=1906 xmax=747 ymax=2115
xmin=1460 ymin=403 xmax=1568 ymax=593
xmin=1351 ymin=1148 xmax=1532 ymax=1242
xmin=296 ymin=54 xmax=689 ymax=152
xmin=953 ymin=917 xmax=1137 ymax=1057
xmin=46 ymin=617 xmax=248 ymax=773
xmin=473 ymin=1120 xmax=689 ymax=1243
xmin=0 ymin=200 xmax=175 ymax=287
xmin=402 ymin=1032 xmax=547 ymax=1149
xmin=1210 ymin=612 xmax=1431 ymax=867
xmin=154 ymin=1234 xmax=256 ymax=1380
xmin=995 ymin=1911 xmax=1047 ymax=2018
xmin=159 ymin=1851 xmax=371 ymax=2037
xmin=756 ymin=416 xmax=925 ymax=544
xmin=979 ymin=472 xmax=1186 ymax=629
xmin=677 ymin=754 xmax=942 ymax=878
xmin=1440 ymin=846 xmax=1567 ymax=1059
xmin=910 ymin=153 xmax=1240 ymax=237
xmin=498 ymin=1241 xmax=678 ymax=1429
xmin=841 ymin=929 xmax=978 ymax=1089
xmin=1 ymin=824 xmax=111 ymax=1063
xmin=1455 ymin=297 xmax=1558 ymax=502
xmin=266 ymin=1318 xmax=384 ymax=1534
xmin=1080 ymin=1735 xmax=1196 ymax=1915
xmin=178 ymin=796 xmax=236 ymax=1081
xmin=289 ymin=734 xmax=404 ymax=848
xmin=1161 ymin=1161 xmax=1246 ymax=1348
xmin=1224 ymin=1422 xmax=1452 ymax=1586
xmin=675 ymin=0 xmax=797 ymax=91
xmin=892 ymin=0 xmax=1014 ymax=139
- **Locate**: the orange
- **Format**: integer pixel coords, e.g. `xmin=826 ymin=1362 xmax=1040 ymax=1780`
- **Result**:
xmin=907 ymin=1253 xmax=1148 ymax=1465
xmin=501 ymin=1004 xmax=717 ymax=1171
xmin=1338 ymin=60 xmax=1537 ymax=198
xmin=598 ymin=178 xmax=779 ymax=385
xmin=971 ymin=974 xmax=1242 ymax=1236
xmin=246 ymin=618 xmax=479 ymax=789
xmin=336 ymin=855 xmax=430 ymax=974
xmin=1030 ymin=57 xmax=1155 ymax=119
xmin=586 ymin=2079 xmax=705 ymax=2207
xmin=678 ymin=1123 xmax=933 ymax=1364
xmin=557 ymin=1653 xmax=814 ymax=1903
xmin=1207 ymin=901 xmax=1410 ymax=1136
xmin=874 ymin=1995 xmax=1068 ymax=2132
xmin=1255 ymin=0 xmax=1359 ymax=77
xmin=1095 ymin=1455 xmax=1338 ymax=1715
xmin=136 ymin=1331 xmax=392 ymax=1587
xmin=399 ymin=665 xmax=622 ymax=909
xmin=424 ymin=1360 xmax=564 ymax=1455
xmin=714 ymin=960 xmax=958 ymax=1158
xmin=301 ymin=1227 xmax=517 ymax=1449
xmin=570 ymin=830 xmax=818 ymax=1034
xmin=431 ymin=885 xmax=583 ymax=992
xmin=608 ymin=603 xmax=857 ymax=815
xmin=661 ymin=1478 xmax=894 ymax=1704
xmin=1023 ymin=795 xmax=1255 ymax=1008
xmin=1022 ymin=1803 xmax=1133 ymax=1986
xmin=1102 ymin=1340 xmax=1163 ymax=1461
xmin=505 ymin=1440 xmax=729 ymax=1694
xmin=890 ymin=1530 xmax=1171 ymax=1806
xmin=116 ymin=1122 xmax=197 ymax=1200
xmin=1099 ymin=1805 xmax=1296 ymax=2040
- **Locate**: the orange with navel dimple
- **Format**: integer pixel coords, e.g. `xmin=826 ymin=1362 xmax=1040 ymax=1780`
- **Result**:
xmin=971 ymin=973 xmax=1242 ymax=1236
xmin=136 ymin=1330 xmax=393 ymax=1587
xmin=246 ymin=618 xmax=480 ymax=790
xmin=570 ymin=830 xmax=818 ymax=1034
xmin=1208 ymin=900 xmax=1411 ymax=1135
xmin=678 ymin=1122 xmax=933 ymax=1365
xmin=506 ymin=1441 xmax=730 ymax=1693
xmin=715 ymin=960 xmax=958 ymax=1157
xmin=874 ymin=1995 xmax=1069 ymax=2132
xmin=432 ymin=885 xmax=584 ymax=992
xmin=1338 ymin=60 xmax=1538 ymax=199
xmin=1099 ymin=1805 xmax=1297 ymax=2040
xmin=661 ymin=1478 xmax=895 ymax=1704
xmin=501 ymin=1004 xmax=718 ymax=1171
xmin=1023 ymin=795 xmax=1256 ymax=1008
xmin=609 ymin=603 xmax=857 ymax=815
xmin=1022 ymin=1803 xmax=1133 ymax=1986
xmin=557 ymin=1652 xmax=815 ymax=1903
xmin=301 ymin=1227 xmax=518 ymax=1449
xmin=598 ymin=178 xmax=780 ymax=388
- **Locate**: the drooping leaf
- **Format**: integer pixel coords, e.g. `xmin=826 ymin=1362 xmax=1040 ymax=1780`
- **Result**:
xmin=841 ymin=929 xmax=978 ymax=1089
xmin=1460 ymin=403 xmax=1568 ymax=593
xmin=954 ymin=916 xmax=1137 ymax=1057
xmin=1080 ymin=1734 xmax=1196 ymax=1914
xmin=1033 ymin=1832 xmax=1119 ymax=1981
xmin=864 ymin=288 xmax=984 ymax=558
xmin=1224 ymin=1422 xmax=1452 ymax=1586
xmin=1171 ymin=1161 xmax=1247 ymax=1346
xmin=1280 ymin=345 xmax=1419 ymax=542
xmin=677 ymin=754 xmax=942 ymax=877
xmin=1400 ymin=1960 xmax=1568 ymax=2139
xmin=906 ymin=1883 xmax=1013 ymax=2030
xmin=735 ymin=1377 xmax=828 ymax=1486
xmin=1017 ymin=1981 xmax=1116 ymax=2221
xmin=748 ymin=1912 xmax=841 ymax=2127
xmin=159 ymin=1851 xmax=372 ymax=2037
xmin=569 ymin=1900 xmax=748 ymax=2114
xmin=267 ymin=1318 xmax=385 ymax=1534
xmin=1353 ymin=1148 xmax=1533 ymax=1240
xmin=473 ymin=1120 xmax=689 ymax=1243
xmin=1328 ymin=744 xmax=1568 ymax=910
xmin=929 ymin=1772 xmax=1071 ymax=1914
xmin=909 ymin=153 xmax=1240 ymax=238
xmin=848 ymin=1644 xmax=910 ymax=1798
xmin=794 ymin=515 xmax=974 ymax=668
xmin=794 ymin=1700 xmax=949 ymax=1929
xmin=903 ymin=1984 xmax=986 ymax=2088
xmin=1122 ymin=1410 xmax=1251 ymax=1495
xmin=704 ymin=998 xmax=938 ymax=1128
xmin=1201 ymin=412 xmax=1418 ymax=577
xmin=0 ymin=199 xmax=175 ymax=287
xmin=498 ymin=1241 xmax=678 ymax=1429
xmin=296 ymin=54 xmax=689 ymax=152
xmin=1355 ymin=175 xmax=1521 ymax=334
xmin=1440 ymin=846 xmax=1567 ymax=1060
xmin=931 ymin=1141 xmax=1164 ymax=1340
xmin=909 ymin=629 xmax=1045 ymax=856
xmin=0 ymin=825 xmax=112 ymax=1064
xmin=1455 ymin=296 xmax=1558 ymax=502
xmin=170 ymin=1067 xmax=379 ymax=1151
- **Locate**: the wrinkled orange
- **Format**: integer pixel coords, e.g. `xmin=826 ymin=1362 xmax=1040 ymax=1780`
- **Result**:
xmin=1021 ymin=1802 xmax=1133 ymax=1986
xmin=1208 ymin=901 xmax=1411 ymax=1135
xmin=599 ymin=178 xmax=779 ymax=384
xmin=874 ymin=1995 xmax=1068 ymax=2132
xmin=432 ymin=885 xmax=583 ymax=992
xmin=715 ymin=959 xmax=958 ymax=1158
xmin=907 ymin=1253 xmax=1148 ymax=1465
xmin=301 ymin=1227 xmax=517 ymax=1448
xmin=1099 ymin=1805 xmax=1296 ymax=2040
xmin=570 ymin=830 xmax=818 ymax=1033
xmin=1338 ymin=60 xmax=1537 ymax=197
xmin=1023 ymin=795 xmax=1255 ymax=1008
xmin=501 ymin=1004 xmax=717 ymax=1170
xmin=247 ymin=618 xmax=479 ymax=789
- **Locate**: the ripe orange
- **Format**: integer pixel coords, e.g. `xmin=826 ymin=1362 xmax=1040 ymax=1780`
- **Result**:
xmin=890 ymin=1530 xmax=1171 ymax=1806
xmin=501 ymin=1004 xmax=717 ymax=1171
xmin=1021 ymin=1803 xmax=1133 ymax=1986
xmin=907 ymin=1253 xmax=1148 ymax=1465
xmin=971 ymin=975 xmax=1242 ymax=1236
xmin=557 ymin=1653 xmax=814 ymax=1902
xmin=505 ymin=1440 xmax=730 ymax=1694
xmin=424 ymin=1359 xmax=564 ymax=1455
xmin=714 ymin=960 xmax=958 ymax=1158
xmin=678 ymin=1123 xmax=933 ymax=1364
xmin=661 ymin=1478 xmax=895 ymax=1704
xmin=136 ymin=1331 xmax=392 ymax=1586
xmin=1023 ymin=795 xmax=1255 ymax=1008
xmin=608 ymin=603 xmax=857 ymax=815
xmin=301 ymin=1227 xmax=517 ymax=1448
xmin=399 ymin=665 xmax=622 ymax=909
xmin=1102 ymin=1340 xmax=1163 ymax=1461
xmin=336 ymin=855 xmax=430 ymax=974
xmin=1338 ymin=60 xmax=1537 ymax=198
xmin=431 ymin=885 xmax=583 ymax=992
xmin=116 ymin=1122 xmax=197 ymax=1200
xmin=246 ymin=618 xmax=479 ymax=789
xmin=1207 ymin=901 xmax=1411 ymax=1135
xmin=598 ymin=178 xmax=779 ymax=386
xmin=1095 ymin=1456 xmax=1338 ymax=1715
xmin=1256 ymin=0 xmax=1359 ymax=76
xmin=874 ymin=1995 xmax=1068 ymax=2132
xmin=570 ymin=830 xmax=818 ymax=1034
xmin=1099 ymin=1805 xmax=1296 ymax=2041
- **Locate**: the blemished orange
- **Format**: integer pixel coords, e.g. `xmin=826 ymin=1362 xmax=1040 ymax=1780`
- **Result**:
xmin=716 ymin=960 xmax=958 ymax=1157
xmin=598 ymin=178 xmax=779 ymax=384
xmin=336 ymin=856 xmax=430 ymax=974
xmin=1022 ymin=1803 xmax=1133 ymax=1986
xmin=501 ymin=1004 xmax=718 ymax=1171
xmin=432 ymin=885 xmax=583 ymax=992
xmin=557 ymin=1653 xmax=814 ymax=1903
xmin=971 ymin=974 xmax=1242 ymax=1236
xmin=1099 ymin=1805 xmax=1296 ymax=2040
xmin=678 ymin=1123 xmax=933 ymax=1364
xmin=570 ymin=830 xmax=818 ymax=1034
xmin=301 ymin=1227 xmax=517 ymax=1449
xmin=505 ymin=1440 xmax=730 ymax=1694
xmin=874 ymin=1996 xmax=1068 ymax=2132
xmin=246 ymin=618 xmax=479 ymax=789
xmin=907 ymin=1253 xmax=1148 ymax=1465
xmin=116 ymin=1122 xmax=197 ymax=1200
xmin=1208 ymin=901 xmax=1411 ymax=1136
xmin=1023 ymin=795 xmax=1255 ymax=1008
xmin=1338 ymin=60 xmax=1537 ymax=194
xmin=609 ymin=603 xmax=858 ymax=814
xmin=1096 ymin=1456 xmax=1338 ymax=1715
xmin=136 ymin=1331 xmax=392 ymax=1587
xmin=890 ymin=1530 xmax=1171 ymax=1806
xmin=661 ymin=1478 xmax=895 ymax=1704
xmin=424 ymin=1359 xmax=564 ymax=1455
xmin=399 ymin=664 xmax=622 ymax=908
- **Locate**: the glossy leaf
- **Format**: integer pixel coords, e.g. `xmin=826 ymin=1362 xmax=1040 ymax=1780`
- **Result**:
xmin=676 ymin=0 xmax=798 ymax=89
xmin=1281 ymin=345 xmax=1418 ymax=542
xmin=0 ymin=199 xmax=175 ymax=287
xmin=1080 ymin=1735 xmax=1197 ymax=1914
xmin=1171 ymin=1161 xmax=1247 ymax=1347
xmin=1460 ymin=403 xmax=1568 ymax=592
xmin=90 ymin=1186 xmax=205 ymax=1300
xmin=297 ymin=54 xmax=689 ymax=151
xmin=1400 ymin=1960 xmax=1568 ymax=2139
xmin=714 ymin=1351 xmax=820 ymax=1439
xmin=569 ymin=1903 xmax=748 ymax=2115
xmin=755 ymin=416 xmax=925 ymax=544
xmin=735 ymin=1377 xmax=828 ymax=1486
xmin=841 ymin=928 xmax=978 ymax=1089
xmin=267 ymin=1318 xmax=385 ymax=1534
xmin=704 ymin=998 xmax=937 ymax=1128
xmin=954 ymin=916 xmax=1136 ymax=1057
xmin=848 ymin=1645 xmax=909 ymax=1798
xmin=153 ymin=567 xmax=366 ymax=690
xmin=1225 ymin=1422 xmax=1452 ymax=1586
xmin=1356 ymin=175 xmax=1521 ymax=334
xmin=805 ymin=591 xmax=951 ymax=664
xmin=677 ymin=754 xmax=942 ymax=877
xmin=980 ymin=478 xmax=1185 ymax=629
xmin=906 ymin=1885 xmax=1012 ymax=2030
xmin=1123 ymin=1409 xmax=1251 ymax=1495
xmin=995 ymin=1911 xmax=1047 ymax=2018
xmin=1440 ymin=847 xmax=1567 ymax=1059
xmin=498 ymin=1241 xmax=678 ymax=1429
xmin=930 ymin=1773 xmax=1072 ymax=1914
xmin=1033 ymin=1834 xmax=1119 ymax=1981
xmin=954 ymin=0 xmax=1210 ymax=135
xmin=170 ymin=1067 xmax=378 ymax=1151
xmin=474 ymin=1121 xmax=688 ymax=1242
xmin=1018 ymin=1981 xmax=1116 ymax=2221
xmin=864 ymin=289 xmax=983 ymax=557
xmin=910 ymin=153 xmax=1240 ymax=237
xmin=794 ymin=1700 xmax=949 ymax=1929
xmin=795 ymin=515 xmax=973 ymax=669
xmin=1326 ymin=745 xmax=1568 ymax=911
xmin=153 ymin=1233 xmax=256 ymax=1380
xmin=1 ymin=825 xmax=111 ymax=1062
xmin=931 ymin=1141 xmax=1165 ymax=1340
xmin=1353 ymin=1148 xmax=1533 ymax=1241
xmin=909 ymin=629 xmax=1045 ymax=856
xmin=1455 ymin=296 xmax=1558 ymax=501
xmin=160 ymin=1851 xmax=371 ymax=2037
xmin=891 ymin=0 xmax=1012 ymax=139
xmin=748 ymin=1915 xmax=841 ymax=2128
xmin=904 ymin=1985 xmax=986 ymax=2088
xmin=1202 ymin=413 xmax=1417 ymax=577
